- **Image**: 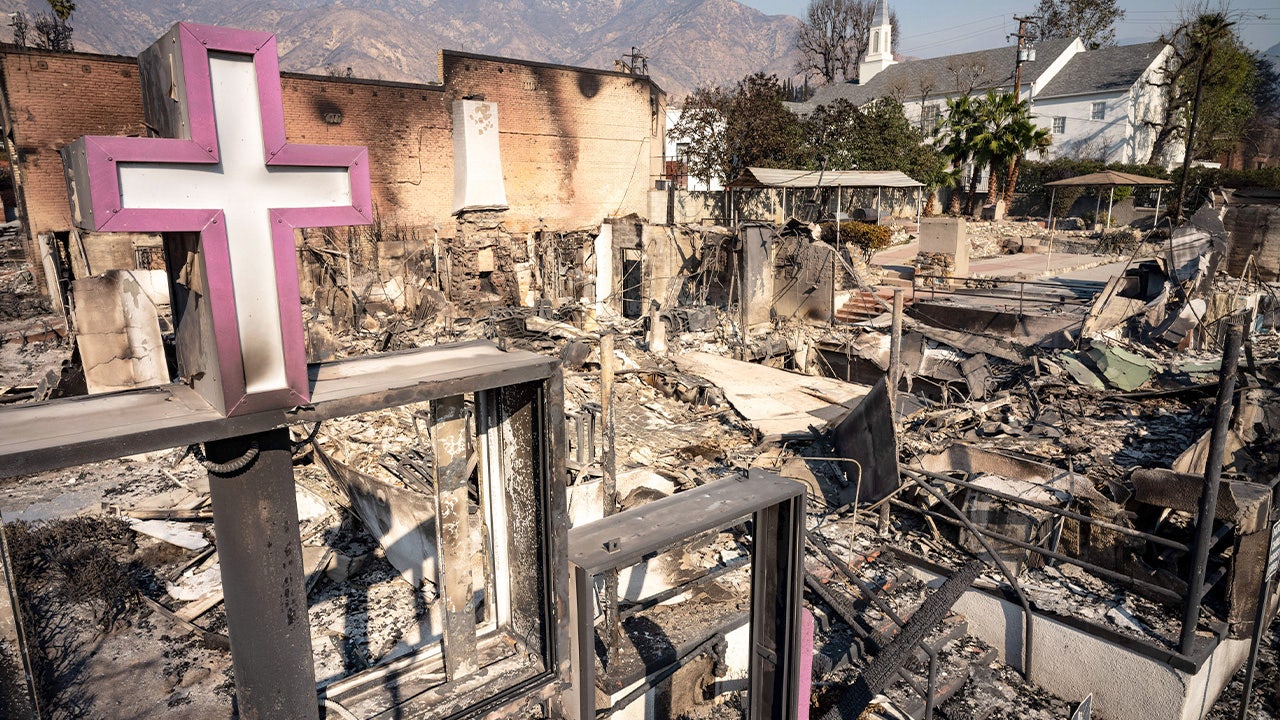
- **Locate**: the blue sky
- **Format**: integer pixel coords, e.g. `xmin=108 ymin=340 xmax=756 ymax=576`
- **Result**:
xmin=737 ymin=1 xmax=1280 ymax=55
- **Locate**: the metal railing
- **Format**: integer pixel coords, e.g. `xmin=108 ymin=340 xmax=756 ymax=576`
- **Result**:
xmin=893 ymin=465 xmax=1235 ymax=662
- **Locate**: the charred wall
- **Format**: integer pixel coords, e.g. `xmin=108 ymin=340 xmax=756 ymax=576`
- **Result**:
xmin=441 ymin=51 xmax=665 ymax=233
xmin=0 ymin=45 xmax=665 ymax=297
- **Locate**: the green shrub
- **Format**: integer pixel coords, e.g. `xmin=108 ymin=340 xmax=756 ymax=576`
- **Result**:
xmin=820 ymin=220 xmax=891 ymax=261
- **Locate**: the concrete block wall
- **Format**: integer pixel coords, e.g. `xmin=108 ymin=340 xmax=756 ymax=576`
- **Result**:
xmin=0 ymin=45 xmax=666 ymax=296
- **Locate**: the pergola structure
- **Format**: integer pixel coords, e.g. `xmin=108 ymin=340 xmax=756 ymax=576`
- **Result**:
xmin=1044 ymin=170 xmax=1173 ymax=231
xmin=727 ymin=167 xmax=925 ymax=226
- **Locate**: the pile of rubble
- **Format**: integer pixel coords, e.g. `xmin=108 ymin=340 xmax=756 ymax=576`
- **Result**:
xmin=1 ymin=194 xmax=1278 ymax=720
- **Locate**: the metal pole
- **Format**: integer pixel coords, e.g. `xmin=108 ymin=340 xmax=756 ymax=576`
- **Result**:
xmin=1153 ymin=187 xmax=1163 ymax=231
xmin=889 ymin=289 xmax=904 ymax=403
xmin=1106 ymin=187 xmax=1115 ymax=229
xmin=1237 ymin=571 xmax=1277 ymax=719
xmin=1047 ymin=187 xmax=1056 ymax=271
xmin=205 ymin=428 xmax=319 ymax=720
xmin=1179 ymin=322 xmax=1244 ymax=655
xmin=836 ymin=188 xmax=841 ymax=247
xmin=599 ymin=333 xmax=622 ymax=671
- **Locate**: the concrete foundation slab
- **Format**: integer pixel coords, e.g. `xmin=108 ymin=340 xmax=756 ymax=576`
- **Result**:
xmin=905 ymin=562 xmax=1250 ymax=720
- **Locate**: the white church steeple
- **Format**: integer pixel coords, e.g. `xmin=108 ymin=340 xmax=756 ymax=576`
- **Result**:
xmin=858 ymin=0 xmax=896 ymax=84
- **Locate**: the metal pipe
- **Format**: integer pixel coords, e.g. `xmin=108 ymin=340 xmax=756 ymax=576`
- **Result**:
xmin=1180 ymin=322 xmax=1243 ymax=655
xmin=902 ymin=474 xmax=1035 ymax=682
xmin=910 ymin=468 xmax=1191 ymax=552
xmin=890 ymin=288 xmax=904 ymax=405
xmin=925 ymin=652 xmax=938 ymax=720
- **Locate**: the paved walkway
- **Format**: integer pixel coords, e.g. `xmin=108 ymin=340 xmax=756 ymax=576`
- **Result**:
xmin=870 ymin=239 xmax=1127 ymax=283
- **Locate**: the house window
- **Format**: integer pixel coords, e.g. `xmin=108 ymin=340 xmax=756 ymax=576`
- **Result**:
xmin=921 ymin=104 xmax=940 ymax=129
xmin=1091 ymin=102 xmax=1106 ymax=120
xmin=1052 ymin=116 xmax=1066 ymax=134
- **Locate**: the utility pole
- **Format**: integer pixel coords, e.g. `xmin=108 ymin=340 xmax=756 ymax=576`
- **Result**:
xmin=1011 ymin=16 xmax=1039 ymax=101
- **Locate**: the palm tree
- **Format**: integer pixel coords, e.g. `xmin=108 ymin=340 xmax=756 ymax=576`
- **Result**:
xmin=968 ymin=90 xmax=1023 ymax=207
xmin=1002 ymin=120 xmax=1052 ymax=207
xmin=935 ymin=95 xmax=978 ymax=215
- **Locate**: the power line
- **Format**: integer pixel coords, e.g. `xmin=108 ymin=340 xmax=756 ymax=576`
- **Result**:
xmin=905 ymin=19 xmax=1012 ymax=55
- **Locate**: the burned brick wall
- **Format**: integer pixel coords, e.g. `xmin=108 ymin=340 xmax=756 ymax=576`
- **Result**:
xmin=441 ymin=52 xmax=665 ymax=233
xmin=0 ymin=45 xmax=665 ymax=298
xmin=0 ymin=51 xmax=153 ymax=291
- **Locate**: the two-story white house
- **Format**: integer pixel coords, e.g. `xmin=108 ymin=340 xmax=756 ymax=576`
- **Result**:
xmin=790 ymin=0 xmax=1180 ymax=167
xmin=1030 ymin=41 xmax=1175 ymax=164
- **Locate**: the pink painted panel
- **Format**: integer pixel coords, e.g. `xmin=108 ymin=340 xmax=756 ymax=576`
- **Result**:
xmin=798 ymin=607 xmax=814 ymax=720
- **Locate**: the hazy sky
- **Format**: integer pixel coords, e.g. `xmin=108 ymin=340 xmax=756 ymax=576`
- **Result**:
xmin=736 ymin=1 xmax=1280 ymax=55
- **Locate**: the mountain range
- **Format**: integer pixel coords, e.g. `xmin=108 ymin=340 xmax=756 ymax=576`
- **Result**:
xmin=0 ymin=0 xmax=807 ymax=98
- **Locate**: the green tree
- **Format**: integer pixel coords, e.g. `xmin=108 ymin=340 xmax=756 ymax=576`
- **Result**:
xmin=1146 ymin=12 xmax=1257 ymax=166
xmin=1240 ymin=56 xmax=1280 ymax=168
xmin=1001 ymin=115 xmax=1052 ymax=206
xmin=968 ymin=91 xmax=1023 ymax=206
xmin=48 ymin=0 xmax=75 ymax=22
xmin=804 ymin=97 xmax=939 ymax=177
xmin=935 ymin=95 xmax=980 ymax=214
xmin=668 ymin=87 xmax=732 ymax=187
xmin=1027 ymin=0 xmax=1125 ymax=49
xmin=723 ymin=73 xmax=807 ymax=176
xmin=794 ymin=0 xmax=899 ymax=84
xmin=667 ymin=74 xmax=807 ymax=186
xmin=934 ymin=91 xmax=1050 ymax=213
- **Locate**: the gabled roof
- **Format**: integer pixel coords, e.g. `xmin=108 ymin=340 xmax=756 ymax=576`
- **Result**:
xmin=800 ymin=37 xmax=1079 ymax=111
xmin=729 ymin=167 xmax=922 ymax=189
xmin=1035 ymin=41 xmax=1166 ymax=99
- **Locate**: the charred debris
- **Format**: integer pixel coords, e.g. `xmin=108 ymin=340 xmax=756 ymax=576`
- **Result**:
xmin=1 ymin=190 xmax=1279 ymax=720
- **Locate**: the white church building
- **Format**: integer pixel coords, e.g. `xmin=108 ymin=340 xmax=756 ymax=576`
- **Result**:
xmin=792 ymin=0 xmax=1180 ymax=167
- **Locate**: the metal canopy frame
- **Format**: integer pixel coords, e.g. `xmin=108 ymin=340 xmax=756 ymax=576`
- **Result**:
xmin=565 ymin=469 xmax=806 ymax=720
xmin=0 ymin=340 xmax=571 ymax=720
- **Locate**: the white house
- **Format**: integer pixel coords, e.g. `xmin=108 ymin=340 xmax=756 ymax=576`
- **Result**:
xmin=793 ymin=0 xmax=1181 ymax=167
xmin=663 ymin=106 xmax=723 ymax=192
xmin=1031 ymin=41 xmax=1175 ymax=164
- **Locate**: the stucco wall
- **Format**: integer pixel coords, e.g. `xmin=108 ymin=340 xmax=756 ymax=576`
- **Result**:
xmin=1034 ymin=92 xmax=1133 ymax=162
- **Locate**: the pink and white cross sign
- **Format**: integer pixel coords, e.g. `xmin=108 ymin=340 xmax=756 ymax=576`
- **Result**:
xmin=61 ymin=22 xmax=372 ymax=416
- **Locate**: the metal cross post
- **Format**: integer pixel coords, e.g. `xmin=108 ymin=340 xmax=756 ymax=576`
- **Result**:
xmin=60 ymin=22 xmax=373 ymax=719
